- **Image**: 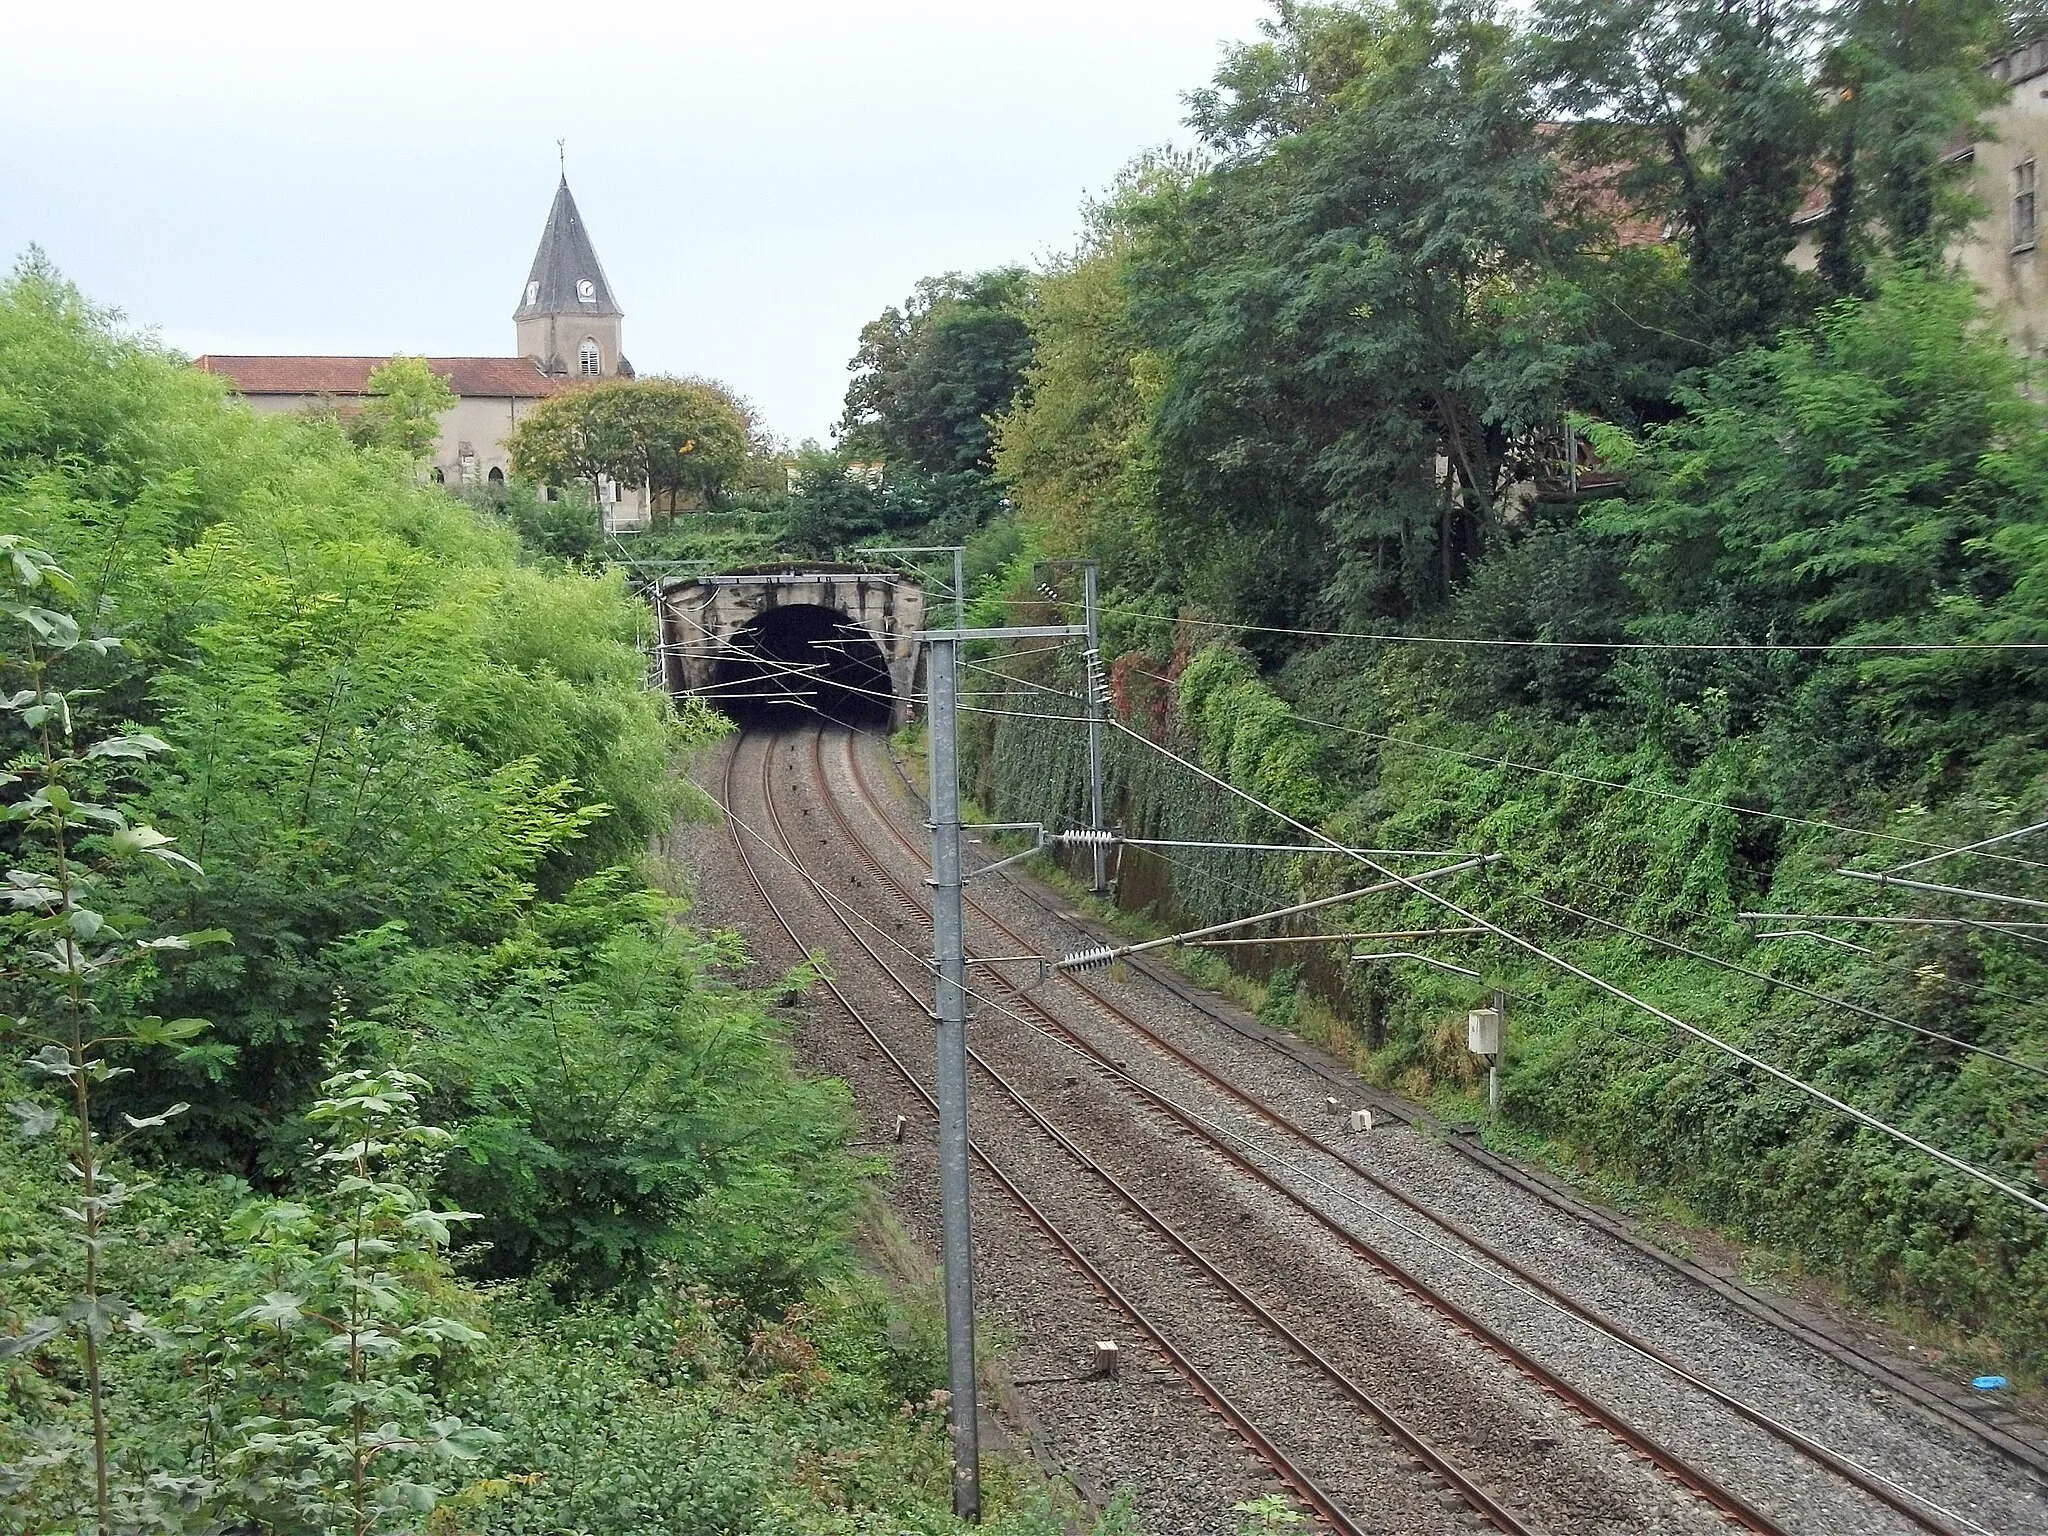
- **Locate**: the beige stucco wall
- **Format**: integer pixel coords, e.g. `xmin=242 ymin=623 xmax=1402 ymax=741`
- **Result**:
xmin=236 ymin=389 xmax=647 ymax=527
xmin=1957 ymin=69 xmax=2048 ymax=357
xmin=432 ymin=395 xmax=531 ymax=486
xmin=241 ymin=392 xmax=533 ymax=488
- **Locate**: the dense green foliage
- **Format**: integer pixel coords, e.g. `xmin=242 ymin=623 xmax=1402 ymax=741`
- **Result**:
xmin=446 ymin=1280 xmax=1119 ymax=1536
xmin=838 ymin=270 xmax=1035 ymax=476
xmin=506 ymin=374 xmax=756 ymax=516
xmin=357 ymin=358 xmax=457 ymax=467
xmin=959 ymin=0 xmax=2048 ymax=1374
xmin=0 ymin=261 xmax=1096 ymax=1533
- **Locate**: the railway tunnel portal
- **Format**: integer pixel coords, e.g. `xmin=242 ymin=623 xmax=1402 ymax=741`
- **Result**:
xmin=657 ymin=565 xmax=925 ymax=727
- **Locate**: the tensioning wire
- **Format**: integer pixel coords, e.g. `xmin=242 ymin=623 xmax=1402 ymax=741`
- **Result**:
xmin=720 ymin=736 xmax=1991 ymax=1536
xmin=1111 ymin=659 xmax=2048 ymax=875
xmin=1102 ymin=715 xmax=2048 ymax=1219
xmin=1024 ymin=595 xmax=2048 ymax=654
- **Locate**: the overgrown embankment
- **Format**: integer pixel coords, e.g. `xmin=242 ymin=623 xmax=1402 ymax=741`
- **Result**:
xmin=963 ymin=622 xmax=2048 ymax=1380
xmin=949 ymin=20 xmax=2048 ymax=1379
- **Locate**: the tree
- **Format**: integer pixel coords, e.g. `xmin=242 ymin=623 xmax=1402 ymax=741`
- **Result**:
xmin=1815 ymin=0 xmax=2008 ymax=291
xmin=0 ymin=538 xmax=224 ymax=1536
xmin=609 ymin=376 xmax=752 ymax=515
xmin=1595 ymin=265 xmax=2045 ymax=649
xmin=206 ymin=1064 xmax=495 ymax=1536
xmin=838 ymin=270 xmax=1035 ymax=474
xmin=506 ymin=376 xmax=752 ymax=518
xmin=357 ymin=357 xmax=454 ymax=468
xmin=1130 ymin=0 xmax=1625 ymax=626
xmin=506 ymin=387 xmax=612 ymax=507
xmin=1532 ymin=0 xmax=1827 ymax=347
xmin=992 ymin=161 xmax=1186 ymax=581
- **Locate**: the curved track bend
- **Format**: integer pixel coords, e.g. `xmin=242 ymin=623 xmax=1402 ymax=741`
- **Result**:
xmin=717 ymin=721 xmax=2020 ymax=1536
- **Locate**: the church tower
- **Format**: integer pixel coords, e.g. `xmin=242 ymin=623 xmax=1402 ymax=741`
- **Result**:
xmin=514 ymin=177 xmax=629 ymax=380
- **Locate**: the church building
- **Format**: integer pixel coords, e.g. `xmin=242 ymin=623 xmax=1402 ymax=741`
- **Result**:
xmin=196 ymin=176 xmax=650 ymax=530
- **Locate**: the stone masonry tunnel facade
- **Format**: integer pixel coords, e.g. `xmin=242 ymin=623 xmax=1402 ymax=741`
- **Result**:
xmin=658 ymin=566 xmax=926 ymax=727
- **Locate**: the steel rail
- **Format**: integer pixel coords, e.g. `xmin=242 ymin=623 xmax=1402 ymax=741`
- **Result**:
xmin=822 ymin=725 xmax=1779 ymax=1533
xmin=903 ymin=708 xmax=2048 ymax=1491
xmin=717 ymin=731 xmax=1406 ymax=1536
xmin=942 ymin=743 xmax=2048 ymax=1486
xmin=804 ymin=725 xmax=1756 ymax=1533
xmin=837 ymin=725 xmax=1972 ymax=1536
xmin=747 ymin=727 xmax=1553 ymax=1534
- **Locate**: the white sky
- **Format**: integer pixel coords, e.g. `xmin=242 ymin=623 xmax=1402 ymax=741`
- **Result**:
xmin=2 ymin=1 xmax=1271 ymax=445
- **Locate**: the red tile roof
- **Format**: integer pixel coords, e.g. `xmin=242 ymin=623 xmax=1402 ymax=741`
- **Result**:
xmin=195 ymin=355 xmax=562 ymax=399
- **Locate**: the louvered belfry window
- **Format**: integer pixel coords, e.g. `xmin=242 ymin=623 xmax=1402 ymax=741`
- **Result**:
xmin=580 ymin=338 xmax=601 ymax=377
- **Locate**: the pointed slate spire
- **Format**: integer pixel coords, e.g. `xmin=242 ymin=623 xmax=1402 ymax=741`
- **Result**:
xmin=514 ymin=177 xmax=622 ymax=321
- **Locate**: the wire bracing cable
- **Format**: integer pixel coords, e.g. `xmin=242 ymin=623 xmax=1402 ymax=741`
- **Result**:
xmin=720 ymin=733 xmax=1995 ymax=1536
xmin=953 ymin=737 xmax=1294 ymax=921
xmin=1024 ymin=596 xmax=2048 ymax=655
xmin=1518 ymin=891 xmax=2048 ymax=1082
xmin=962 ymin=684 xmax=2048 ymax=1038
xmin=1110 ymin=660 xmax=2048 ymax=875
xmin=1099 ymin=717 xmax=2048 ymax=1218
xmin=957 ymin=659 xmax=1087 ymax=702
xmin=1506 ymin=853 xmax=2048 ymax=1038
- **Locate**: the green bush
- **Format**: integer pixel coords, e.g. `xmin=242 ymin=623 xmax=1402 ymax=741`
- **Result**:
xmin=0 ymin=260 xmax=1110 ymax=1534
xmin=450 ymin=1279 xmax=1088 ymax=1536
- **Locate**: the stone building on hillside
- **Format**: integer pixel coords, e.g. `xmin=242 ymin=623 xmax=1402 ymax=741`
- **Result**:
xmin=1792 ymin=37 xmax=2048 ymax=360
xmin=195 ymin=176 xmax=650 ymax=531
xmin=1954 ymin=38 xmax=2048 ymax=358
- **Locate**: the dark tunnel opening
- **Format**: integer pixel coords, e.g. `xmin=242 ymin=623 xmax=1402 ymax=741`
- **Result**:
xmin=706 ymin=604 xmax=895 ymax=728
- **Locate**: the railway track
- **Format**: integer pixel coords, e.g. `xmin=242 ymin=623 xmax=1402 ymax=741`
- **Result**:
xmin=970 ymin=857 xmax=2048 ymax=1488
xmin=879 ymin=745 xmax=2048 ymax=1494
xmin=723 ymin=727 xmax=1539 ymax=1535
xmin=722 ymin=724 xmax=1820 ymax=1535
xmin=817 ymin=720 xmax=1992 ymax=1536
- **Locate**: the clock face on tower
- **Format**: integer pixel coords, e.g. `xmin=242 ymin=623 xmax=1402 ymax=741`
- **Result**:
xmin=525 ymin=282 xmax=539 ymax=307
xmin=577 ymin=280 xmax=596 ymax=302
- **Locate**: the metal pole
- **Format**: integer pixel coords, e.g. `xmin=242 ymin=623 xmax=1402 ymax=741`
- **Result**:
xmin=1082 ymin=561 xmax=1108 ymax=895
xmin=1837 ymin=866 xmax=2048 ymax=912
xmin=925 ymin=635 xmax=981 ymax=1521
xmin=953 ymin=546 xmax=966 ymax=631
xmin=1058 ymin=853 xmax=1504 ymax=968
xmin=1887 ymin=814 xmax=2048 ymax=874
xmin=1489 ymin=988 xmax=1506 ymax=1119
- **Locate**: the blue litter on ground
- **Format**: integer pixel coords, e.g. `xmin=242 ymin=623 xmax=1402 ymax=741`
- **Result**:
xmin=1972 ymin=1375 xmax=2008 ymax=1391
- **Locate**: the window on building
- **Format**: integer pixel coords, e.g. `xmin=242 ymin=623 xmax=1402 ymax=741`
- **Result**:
xmin=580 ymin=338 xmax=601 ymax=376
xmin=487 ymin=465 xmax=505 ymax=488
xmin=430 ymin=466 xmax=445 ymax=484
xmin=2016 ymin=160 xmax=2038 ymax=252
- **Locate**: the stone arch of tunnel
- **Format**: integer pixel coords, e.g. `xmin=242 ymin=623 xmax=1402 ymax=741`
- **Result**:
xmin=709 ymin=603 xmax=895 ymax=726
xmin=657 ymin=567 xmax=926 ymax=727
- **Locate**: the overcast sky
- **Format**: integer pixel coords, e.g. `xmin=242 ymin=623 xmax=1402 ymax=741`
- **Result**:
xmin=3 ymin=0 xmax=1271 ymax=444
